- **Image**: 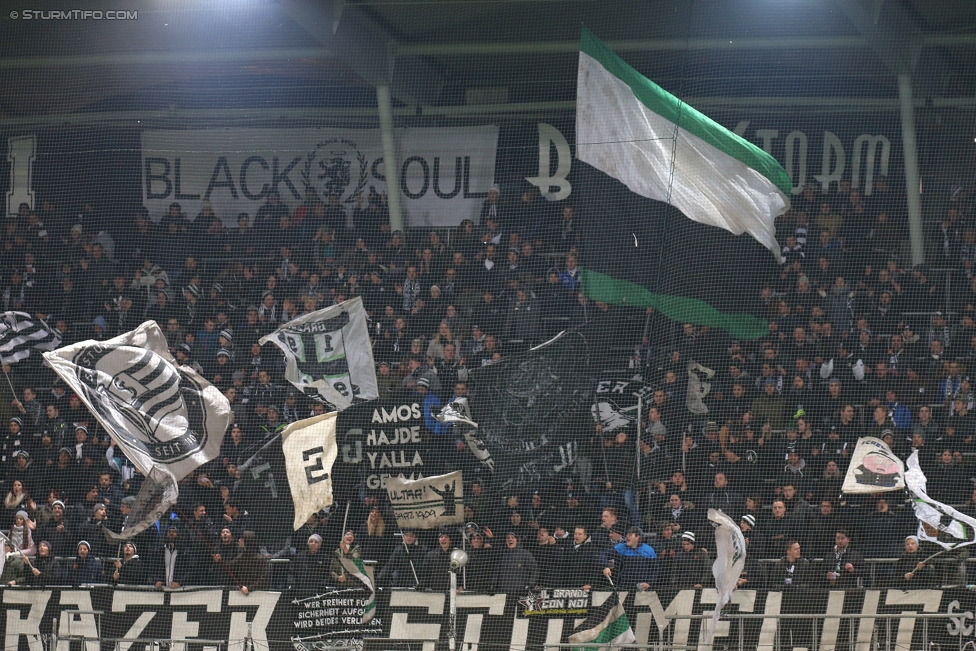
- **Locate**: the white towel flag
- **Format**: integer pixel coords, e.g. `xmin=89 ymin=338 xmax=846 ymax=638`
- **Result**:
xmin=842 ymin=437 xmax=905 ymax=494
xmin=282 ymin=412 xmax=339 ymax=530
xmin=43 ymin=321 xmax=231 ymax=539
xmin=905 ymin=450 xmax=976 ymax=549
xmin=260 ymin=297 xmax=378 ymax=410
xmin=699 ymin=509 xmax=747 ymax=651
xmin=385 ymin=471 xmax=464 ymax=529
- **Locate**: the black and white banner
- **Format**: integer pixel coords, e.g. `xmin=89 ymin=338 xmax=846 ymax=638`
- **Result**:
xmin=141 ymin=126 xmax=498 ymax=227
xmin=386 ymin=470 xmax=464 ymax=529
xmin=0 ymin=311 xmax=62 ymax=365
xmin=842 ymin=436 xmax=905 ymax=494
xmin=43 ymin=320 xmax=232 ymax=537
xmin=0 ymin=587 xmax=971 ymax=651
xmin=260 ymin=297 xmax=377 ymax=411
xmin=335 ymin=400 xmax=428 ymax=494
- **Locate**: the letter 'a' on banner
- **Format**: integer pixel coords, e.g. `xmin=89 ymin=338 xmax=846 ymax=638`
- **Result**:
xmin=43 ymin=320 xmax=232 ymax=539
xmin=282 ymin=412 xmax=339 ymax=530
xmin=842 ymin=437 xmax=905 ymax=494
xmin=385 ymin=471 xmax=464 ymax=529
xmin=260 ymin=297 xmax=378 ymax=411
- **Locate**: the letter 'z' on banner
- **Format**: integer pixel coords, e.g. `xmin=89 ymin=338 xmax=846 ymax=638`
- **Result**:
xmin=385 ymin=471 xmax=464 ymax=529
xmin=43 ymin=320 xmax=232 ymax=539
xmin=260 ymin=297 xmax=378 ymax=411
xmin=282 ymin=412 xmax=339 ymax=530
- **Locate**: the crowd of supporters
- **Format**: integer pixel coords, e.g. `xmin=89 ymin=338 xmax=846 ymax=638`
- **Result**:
xmin=1 ymin=178 xmax=975 ymax=592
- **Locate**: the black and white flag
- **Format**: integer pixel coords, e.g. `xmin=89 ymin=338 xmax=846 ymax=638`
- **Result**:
xmin=259 ymin=297 xmax=378 ymax=410
xmin=43 ymin=321 xmax=232 ymax=539
xmin=0 ymin=311 xmax=62 ymax=365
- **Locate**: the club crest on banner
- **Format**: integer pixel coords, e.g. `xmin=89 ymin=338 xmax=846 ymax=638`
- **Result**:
xmin=73 ymin=345 xmax=209 ymax=463
xmin=301 ymin=138 xmax=370 ymax=205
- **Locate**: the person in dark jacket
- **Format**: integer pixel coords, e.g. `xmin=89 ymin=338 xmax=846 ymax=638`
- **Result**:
xmin=67 ymin=541 xmax=104 ymax=585
xmin=766 ymin=539 xmax=812 ymax=588
xmin=29 ymin=541 xmax=63 ymax=586
xmin=602 ymin=527 xmax=659 ymax=591
xmin=670 ymin=532 xmax=710 ymax=589
xmin=421 ymin=531 xmax=455 ymax=591
xmin=463 ymin=529 xmax=493 ymax=592
xmin=111 ymin=542 xmax=145 ymax=585
xmin=37 ymin=500 xmax=72 ymax=557
xmin=208 ymin=526 xmax=241 ymax=585
xmin=562 ymin=526 xmax=600 ymax=590
xmin=820 ymin=528 xmax=865 ymax=589
xmin=890 ymin=536 xmax=937 ymax=589
xmin=289 ymin=533 xmax=331 ymax=592
xmin=377 ymin=529 xmax=428 ymax=588
xmin=226 ymin=531 xmax=270 ymax=595
xmin=154 ymin=525 xmax=194 ymax=589
xmin=492 ymin=531 xmax=539 ymax=593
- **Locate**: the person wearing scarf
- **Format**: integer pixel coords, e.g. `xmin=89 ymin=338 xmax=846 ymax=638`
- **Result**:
xmin=7 ymin=510 xmax=36 ymax=558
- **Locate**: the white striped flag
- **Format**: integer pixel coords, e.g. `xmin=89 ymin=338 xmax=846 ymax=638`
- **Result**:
xmin=0 ymin=311 xmax=62 ymax=365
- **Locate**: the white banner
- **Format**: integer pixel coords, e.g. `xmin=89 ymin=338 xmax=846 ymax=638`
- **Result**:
xmin=141 ymin=126 xmax=498 ymax=227
xmin=905 ymin=450 xmax=976 ymax=550
xmin=842 ymin=437 xmax=905 ymax=494
xmin=282 ymin=412 xmax=339 ymax=530
xmin=259 ymin=297 xmax=377 ymax=410
xmin=386 ymin=470 xmax=464 ymax=529
xmin=43 ymin=321 xmax=231 ymax=538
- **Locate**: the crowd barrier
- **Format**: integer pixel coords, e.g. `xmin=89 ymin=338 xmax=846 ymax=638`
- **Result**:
xmin=0 ymin=586 xmax=974 ymax=651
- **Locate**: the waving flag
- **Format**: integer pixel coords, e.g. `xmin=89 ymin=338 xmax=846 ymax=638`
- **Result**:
xmin=43 ymin=321 xmax=231 ymax=539
xmin=701 ymin=509 xmax=747 ymax=650
xmin=906 ymin=450 xmax=976 ymax=549
xmin=843 ymin=437 xmax=905 ymax=494
xmin=0 ymin=311 xmax=62 ymax=364
xmin=568 ymin=592 xmax=635 ymax=650
xmin=260 ymin=297 xmax=377 ymax=410
xmin=338 ymin=555 xmax=376 ymax=624
xmin=282 ymin=412 xmax=339 ymax=530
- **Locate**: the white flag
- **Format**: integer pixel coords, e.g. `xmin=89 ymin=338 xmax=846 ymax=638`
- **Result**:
xmin=43 ymin=321 xmax=231 ymax=538
xmin=282 ymin=412 xmax=339 ymax=530
xmin=259 ymin=297 xmax=377 ymax=410
xmin=906 ymin=450 xmax=976 ymax=549
xmin=386 ymin=471 xmax=463 ymax=530
xmin=699 ymin=509 xmax=746 ymax=650
xmin=842 ymin=437 xmax=905 ymax=494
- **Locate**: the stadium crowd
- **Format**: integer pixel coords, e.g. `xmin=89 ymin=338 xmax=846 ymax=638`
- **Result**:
xmin=1 ymin=179 xmax=975 ymax=593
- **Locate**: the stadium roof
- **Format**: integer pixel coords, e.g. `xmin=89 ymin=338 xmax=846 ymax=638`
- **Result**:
xmin=1 ymin=0 xmax=975 ymax=124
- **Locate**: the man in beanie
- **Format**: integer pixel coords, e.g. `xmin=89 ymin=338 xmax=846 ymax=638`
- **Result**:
xmin=67 ymin=540 xmax=105 ymax=585
xmin=289 ymin=533 xmax=330 ymax=592
xmin=670 ymin=532 xmax=710 ymax=589
xmin=38 ymin=500 xmax=72 ymax=556
xmin=81 ymin=503 xmax=113 ymax=559
xmin=378 ymin=529 xmax=428 ymax=588
xmin=603 ymin=526 xmax=658 ymax=591
xmin=739 ymin=514 xmax=766 ymax=558
xmin=112 ymin=541 xmax=144 ymax=585
xmin=492 ymin=530 xmax=539 ymax=593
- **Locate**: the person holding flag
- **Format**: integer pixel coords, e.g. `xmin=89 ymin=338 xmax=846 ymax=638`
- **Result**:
xmin=601 ymin=526 xmax=658 ymax=591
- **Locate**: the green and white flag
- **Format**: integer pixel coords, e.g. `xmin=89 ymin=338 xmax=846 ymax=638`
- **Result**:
xmin=339 ymin=556 xmax=376 ymax=624
xmin=905 ymin=450 xmax=976 ymax=549
xmin=576 ymin=27 xmax=790 ymax=264
xmin=568 ymin=592 xmax=636 ymax=650
xmin=259 ymin=297 xmax=378 ymax=410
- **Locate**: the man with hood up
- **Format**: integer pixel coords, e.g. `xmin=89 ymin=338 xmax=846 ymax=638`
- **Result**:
xmin=491 ymin=531 xmax=539 ymax=593
xmin=602 ymin=526 xmax=658 ymax=591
